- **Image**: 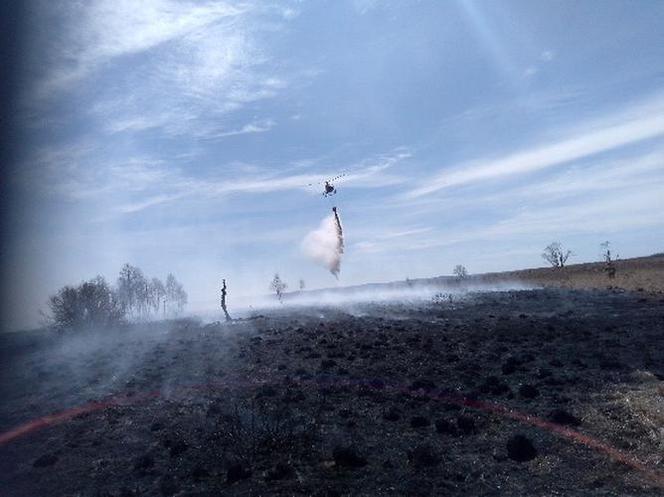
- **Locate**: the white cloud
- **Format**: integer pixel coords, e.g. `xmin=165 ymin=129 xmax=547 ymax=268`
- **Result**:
xmin=355 ymin=182 xmax=664 ymax=256
xmin=352 ymin=227 xmax=433 ymax=254
xmin=398 ymin=147 xmax=664 ymax=216
xmin=508 ymin=150 xmax=664 ymax=200
xmin=482 ymin=186 xmax=664 ymax=238
xmin=196 ymin=149 xmax=409 ymax=198
xmin=405 ymin=94 xmax=664 ymax=198
xmin=117 ymin=192 xmax=190 ymax=214
xmin=30 ymin=0 xmax=301 ymax=142
xmin=280 ymin=7 xmax=299 ymax=20
xmin=36 ymin=0 xmax=245 ymax=96
xmin=212 ymin=119 xmax=276 ymax=138
xmin=26 ymin=145 xmax=410 ymax=216
xmin=92 ymin=21 xmax=277 ymax=138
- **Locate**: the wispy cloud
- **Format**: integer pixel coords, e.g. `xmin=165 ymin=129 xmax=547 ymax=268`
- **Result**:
xmin=355 ymin=182 xmax=664 ymax=256
xmin=108 ymin=117 xmax=277 ymax=139
xmin=25 ymin=145 xmax=411 ymax=215
xmin=395 ymin=146 xmax=664 ymax=216
xmin=118 ymin=149 xmax=410 ymax=212
xmin=29 ymin=1 xmax=303 ymax=142
xmin=523 ymin=49 xmax=555 ymax=78
xmin=212 ymin=119 xmax=276 ymax=138
xmin=35 ymin=0 xmax=245 ymax=96
xmin=352 ymin=227 xmax=433 ymax=254
xmin=359 ymin=142 xmax=664 ymax=257
xmin=117 ymin=192 xmax=190 ymax=214
xmin=405 ymin=94 xmax=664 ymax=198
xmin=481 ymin=186 xmax=664 ymax=239
xmin=507 ymin=150 xmax=664 ymax=200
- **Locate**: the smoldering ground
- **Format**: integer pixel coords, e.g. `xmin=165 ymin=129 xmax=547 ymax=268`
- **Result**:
xmin=1 ymin=288 xmax=664 ymax=496
xmin=225 ymin=279 xmax=534 ymax=318
xmin=0 ymin=318 xmax=258 ymax=433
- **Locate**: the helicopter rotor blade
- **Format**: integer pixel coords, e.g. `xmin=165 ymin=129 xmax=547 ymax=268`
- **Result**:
xmin=301 ymin=171 xmax=347 ymax=189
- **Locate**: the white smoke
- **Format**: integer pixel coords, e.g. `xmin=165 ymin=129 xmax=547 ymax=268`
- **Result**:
xmin=302 ymin=211 xmax=344 ymax=278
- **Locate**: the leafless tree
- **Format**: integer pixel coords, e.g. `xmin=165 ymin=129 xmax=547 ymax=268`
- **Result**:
xmin=270 ymin=274 xmax=287 ymax=302
xmin=600 ymin=241 xmax=618 ymax=263
xmin=221 ymin=278 xmax=231 ymax=322
xmin=453 ymin=265 xmax=468 ymax=280
xmin=299 ymin=279 xmax=305 ymax=291
xmin=165 ymin=273 xmax=188 ymax=316
xmin=148 ymin=277 xmax=166 ymax=314
xmin=600 ymin=241 xmax=618 ymax=279
xmin=117 ymin=264 xmax=147 ymax=318
xmin=542 ymin=242 xmax=573 ymax=268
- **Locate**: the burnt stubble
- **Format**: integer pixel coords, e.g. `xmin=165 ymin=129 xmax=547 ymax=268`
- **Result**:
xmin=1 ymin=288 xmax=663 ymax=496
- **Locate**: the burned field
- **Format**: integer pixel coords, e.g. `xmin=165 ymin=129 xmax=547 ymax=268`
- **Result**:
xmin=1 ymin=288 xmax=663 ymax=496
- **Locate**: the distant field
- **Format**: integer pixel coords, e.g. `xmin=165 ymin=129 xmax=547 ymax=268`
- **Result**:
xmin=291 ymin=255 xmax=664 ymax=302
xmin=475 ymin=254 xmax=664 ymax=294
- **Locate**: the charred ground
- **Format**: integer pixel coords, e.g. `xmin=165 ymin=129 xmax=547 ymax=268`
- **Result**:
xmin=1 ymin=288 xmax=663 ymax=496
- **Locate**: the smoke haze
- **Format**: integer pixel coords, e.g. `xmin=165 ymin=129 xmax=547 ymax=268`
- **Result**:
xmin=302 ymin=210 xmax=344 ymax=278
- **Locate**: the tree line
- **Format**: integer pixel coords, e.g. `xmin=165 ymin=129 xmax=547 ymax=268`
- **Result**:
xmin=46 ymin=264 xmax=187 ymax=331
xmin=117 ymin=264 xmax=187 ymax=318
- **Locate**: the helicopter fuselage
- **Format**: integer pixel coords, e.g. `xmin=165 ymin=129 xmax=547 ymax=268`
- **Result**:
xmin=323 ymin=182 xmax=336 ymax=196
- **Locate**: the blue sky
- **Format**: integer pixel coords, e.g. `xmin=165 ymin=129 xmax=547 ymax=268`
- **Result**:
xmin=5 ymin=0 xmax=664 ymax=329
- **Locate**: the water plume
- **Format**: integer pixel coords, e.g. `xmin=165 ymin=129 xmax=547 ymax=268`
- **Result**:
xmin=302 ymin=207 xmax=344 ymax=278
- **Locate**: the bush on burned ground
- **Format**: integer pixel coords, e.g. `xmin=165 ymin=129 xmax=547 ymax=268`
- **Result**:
xmin=46 ymin=276 xmax=125 ymax=331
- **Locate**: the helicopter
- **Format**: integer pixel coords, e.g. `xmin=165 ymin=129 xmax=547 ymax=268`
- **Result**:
xmin=323 ymin=180 xmax=336 ymax=197
xmin=308 ymin=173 xmax=345 ymax=197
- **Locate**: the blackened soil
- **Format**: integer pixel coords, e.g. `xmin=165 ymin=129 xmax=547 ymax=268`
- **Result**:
xmin=1 ymin=289 xmax=663 ymax=496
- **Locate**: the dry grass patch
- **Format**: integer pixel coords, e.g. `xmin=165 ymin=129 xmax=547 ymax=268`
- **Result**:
xmin=585 ymin=371 xmax=664 ymax=468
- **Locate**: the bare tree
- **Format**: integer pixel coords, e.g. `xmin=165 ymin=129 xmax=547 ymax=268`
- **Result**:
xmin=600 ymin=241 xmax=618 ymax=279
xmin=117 ymin=264 xmax=147 ymax=318
xmin=221 ymin=278 xmax=231 ymax=322
xmin=47 ymin=276 xmax=124 ymax=331
xmin=270 ymin=274 xmax=287 ymax=303
xmin=165 ymin=273 xmax=188 ymax=316
xmin=600 ymin=241 xmax=618 ymax=263
xmin=299 ymin=279 xmax=305 ymax=291
xmin=542 ymin=242 xmax=573 ymax=268
xmin=148 ymin=277 xmax=166 ymax=315
xmin=453 ymin=265 xmax=468 ymax=280
xmin=136 ymin=281 xmax=151 ymax=319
